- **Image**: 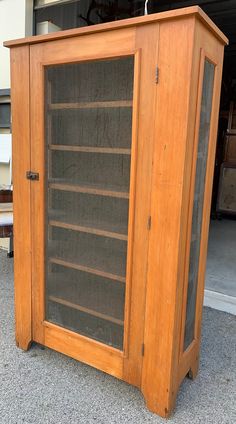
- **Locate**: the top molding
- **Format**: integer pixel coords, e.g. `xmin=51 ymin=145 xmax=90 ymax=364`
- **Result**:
xmin=4 ymin=6 xmax=228 ymax=48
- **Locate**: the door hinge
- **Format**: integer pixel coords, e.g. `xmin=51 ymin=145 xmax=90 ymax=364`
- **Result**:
xmin=148 ymin=215 xmax=152 ymax=230
xmin=26 ymin=171 xmax=39 ymax=181
xmin=155 ymin=66 xmax=159 ymax=84
xmin=142 ymin=343 xmax=145 ymax=356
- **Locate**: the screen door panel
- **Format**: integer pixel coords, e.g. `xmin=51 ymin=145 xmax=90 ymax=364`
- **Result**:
xmin=45 ymin=57 xmax=134 ymax=350
xmin=184 ymin=59 xmax=215 ymax=349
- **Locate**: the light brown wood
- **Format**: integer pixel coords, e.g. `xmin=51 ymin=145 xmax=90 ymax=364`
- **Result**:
xmin=49 ymin=145 xmax=131 ymax=155
xmin=10 ymin=46 xmax=32 ymax=351
xmin=48 ymin=273 xmax=125 ymax=321
xmin=49 ymin=296 xmax=124 ymax=326
xmin=43 ymin=321 xmax=124 ymax=379
xmin=4 ymin=6 xmax=227 ymax=48
xmin=123 ymin=23 xmax=160 ymax=386
xmin=49 ymin=219 xmax=128 ymax=241
xmin=49 ymin=182 xmax=129 ymax=199
xmin=7 ymin=7 xmax=227 ymax=418
xmin=141 ymin=16 xmax=196 ymax=417
xmin=49 ymin=257 xmax=126 ymax=283
xmin=49 ymin=100 xmax=132 ymax=110
xmin=177 ymin=21 xmax=224 ymax=392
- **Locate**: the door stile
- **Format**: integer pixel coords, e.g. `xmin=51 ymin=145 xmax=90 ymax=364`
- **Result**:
xmin=11 ymin=46 xmax=32 ymax=351
xmin=122 ymin=49 xmax=141 ymax=358
xmin=123 ymin=23 xmax=160 ymax=387
xmin=30 ymin=45 xmax=46 ymax=345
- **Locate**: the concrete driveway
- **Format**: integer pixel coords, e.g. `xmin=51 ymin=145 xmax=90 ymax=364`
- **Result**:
xmin=0 ymin=249 xmax=235 ymax=424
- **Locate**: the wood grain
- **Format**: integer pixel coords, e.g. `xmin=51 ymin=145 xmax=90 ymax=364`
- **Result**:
xmin=43 ymin=321 xmax=124 ymax=379
xmin=4 ymin=6 xmax=227 ymax=48
xmin=49 ymin=182 xmax=129 ymax=199
xmin=49 ymin=257 xmax=126 ymax=283
xmin=8 ymin=9 xmax=226 ymax=418
xmin=141 ymin=17 xmax=197 ymax=417
xmin=49 ymin=100 xmax=132 ymax=110
xmin=123 ymin=23 xmax=160 ymax=387
xmin=10 ymin=46 xmax=32 ymax=351
xmin=49 ymin=219 xmax=128 ymax=241
xmin=49 ymin=145 xmax=131 ymax=155
xmin=29 ymin=28 xmax=136 ymax=378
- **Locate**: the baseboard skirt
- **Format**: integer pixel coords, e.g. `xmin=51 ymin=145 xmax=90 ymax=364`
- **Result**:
xmin=204 ymin=289 xmax=236 ymax=315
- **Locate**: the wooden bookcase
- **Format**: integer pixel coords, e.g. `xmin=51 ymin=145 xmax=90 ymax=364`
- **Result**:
xmin=5 ymin=6 xmax=227 ymax=417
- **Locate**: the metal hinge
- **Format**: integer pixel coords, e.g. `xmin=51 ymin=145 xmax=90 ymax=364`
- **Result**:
xmin=142 ymin=343 xmax=145 ymax=356
xmin=26 ymin=171 xmax=39 ymax=181
xmin=155 ymin=66 xmax=159 ymax=83
xmin=148 ymin=215 xmax=152 ymax=230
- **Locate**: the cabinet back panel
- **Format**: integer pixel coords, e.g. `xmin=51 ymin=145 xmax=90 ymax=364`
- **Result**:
xmin=50 ymin=151 xmax=131 ymax=190
xmin=51 ymin=108 xmax=132 ymax=148
xmin=48 ymin=57 xmax=134 ymax=103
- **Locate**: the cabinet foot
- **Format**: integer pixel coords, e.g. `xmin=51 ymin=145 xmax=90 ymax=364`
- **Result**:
xmin=187 ymin=357 xmax=199 ymax=380
xmin=143 ymin=390 xmax=177 ymax=418
xmin=16 ymin=338 xmax=32 ymax=351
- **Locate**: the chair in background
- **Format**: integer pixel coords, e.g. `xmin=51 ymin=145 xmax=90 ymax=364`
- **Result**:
xmin=0 ymin=186 xmax=13 ymax=257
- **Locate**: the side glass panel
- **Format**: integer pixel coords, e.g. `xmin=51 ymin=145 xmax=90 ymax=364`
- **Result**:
xmin=44 ymin=57 xmax=134 ymax=350
xmin=184 ymin=59 xmax=215 ymax=349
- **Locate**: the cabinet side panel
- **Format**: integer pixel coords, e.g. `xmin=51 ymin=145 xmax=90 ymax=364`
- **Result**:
xmin=178 ymin=20 xmax=225 ymax=383
xmin=141 ymin=17 xmax=195 ymax=417
xmin=10 ymin=46 xmax=32 ymax=350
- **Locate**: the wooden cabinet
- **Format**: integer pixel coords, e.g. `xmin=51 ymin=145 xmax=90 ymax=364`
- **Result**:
xmin=5 ymin=6 xmax=227 ymax=417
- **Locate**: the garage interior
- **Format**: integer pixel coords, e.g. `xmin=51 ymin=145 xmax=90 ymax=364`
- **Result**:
xmin=34 ymin=0 xmax=236 ymax=314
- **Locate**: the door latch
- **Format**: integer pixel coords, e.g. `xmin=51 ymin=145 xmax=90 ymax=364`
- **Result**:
xmin=26 ymin=171 xmax=39 ymax=181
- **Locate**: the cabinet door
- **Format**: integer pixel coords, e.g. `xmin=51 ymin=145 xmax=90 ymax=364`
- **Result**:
xmin=45 ymin=57 xmax=134 ymax=352
xmin=29 ymin=28 xmax=157 ymax=383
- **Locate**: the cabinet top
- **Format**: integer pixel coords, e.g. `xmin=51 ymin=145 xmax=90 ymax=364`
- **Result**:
xmin=4 ymin=6 xmax=228 ymax=48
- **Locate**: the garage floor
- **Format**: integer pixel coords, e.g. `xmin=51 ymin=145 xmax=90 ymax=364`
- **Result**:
xmin=0 ymin=249 xmax=236 ymax=423
xmin=206 ymin=219 xmax=236 ymax=297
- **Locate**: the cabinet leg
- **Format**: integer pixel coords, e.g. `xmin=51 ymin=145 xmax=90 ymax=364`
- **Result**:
xmin=142 ymin=388 xmax=178 ymax=418
xmin=16 ymin=337 xmax=32 ymax=351
xmin=187 ymin=356 xmax=199 ymax=380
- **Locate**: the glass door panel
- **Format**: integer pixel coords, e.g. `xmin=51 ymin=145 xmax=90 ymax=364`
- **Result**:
xmin=184 ymin=59 xmax=215 ymax=349
xmin=44 ymin=57 xmax=134 ymax=350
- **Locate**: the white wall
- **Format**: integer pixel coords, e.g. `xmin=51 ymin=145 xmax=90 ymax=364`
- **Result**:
xmin=0 ymin=0 xmax=33 ymax=89
xmin=0 ymin=0 xmax=33 ymax=250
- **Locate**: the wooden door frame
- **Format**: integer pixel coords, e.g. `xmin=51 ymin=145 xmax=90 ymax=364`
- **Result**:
xmin=10 ymin=46 xmax=32 ymax=351
xmin=28 ymin=27 xmax=150 ymax=384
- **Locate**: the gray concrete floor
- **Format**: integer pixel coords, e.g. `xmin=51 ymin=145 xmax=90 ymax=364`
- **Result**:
xmin=0 ymin=249 xmax=236 ymax=424
xmin=206 ymin=219 xmax=236 ymax=297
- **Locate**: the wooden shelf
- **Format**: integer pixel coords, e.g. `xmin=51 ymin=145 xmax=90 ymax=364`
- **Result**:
xmin=49 ymin=145 xmax=131 ymax=155
xmin=49 ymin=180 xmax=129 ymax=199
xmin=49 ymin=257 xmax=126 ymax=283
xmin=49 ymin=218 xmax=128 ymax=241
xmin=49 ymin=100 xmax=132 ymax=110
xmin=48 ymin=241 xmax=127 ymax=283
xmin=47 ymin=277 xmax=124 ymax=326
xmin=49 ymin=295 xmax=124 ymax=326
